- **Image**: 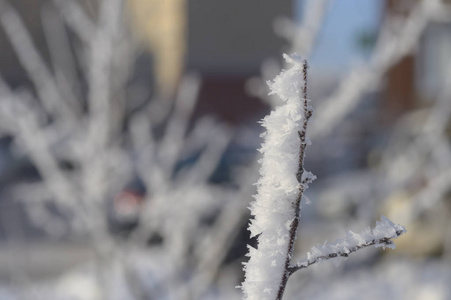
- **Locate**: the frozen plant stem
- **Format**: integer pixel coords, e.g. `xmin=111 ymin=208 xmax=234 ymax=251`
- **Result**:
xmin=241 ymin=54 xmax=405 ymax=300
xmin=241 ymin=53 xmax=316 ymax=300
xmin=278 ymin=59 xmax=311 ymax=300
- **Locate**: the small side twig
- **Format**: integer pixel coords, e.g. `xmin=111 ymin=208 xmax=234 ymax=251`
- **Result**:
xmin=288 ymin=229 xmax=406 ymax=275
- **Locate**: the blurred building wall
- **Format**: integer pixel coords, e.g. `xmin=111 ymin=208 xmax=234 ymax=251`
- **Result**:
xmin=416 ymin=22 xmax=451 ymax=100
xmin=186 ymin=0 xmax=292 ymax=76
xmin=186 ymin=0 xmax=293 ymax=125
xmin=128 ymin=0 xmax=186 ymax=98
xmin=383 ymin=0 xmax=417 ymax=124
xmin=129 ymin=0 xmax=293 ymax=124
xmin=384 ymin=0 xmax=451 ymax=121
xmin=0 ymin=0 xmax=293 ymax=125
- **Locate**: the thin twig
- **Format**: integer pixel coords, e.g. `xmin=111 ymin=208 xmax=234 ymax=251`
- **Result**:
xmin=288 ymin=229 xmax=405 ymax=275
xmin=52 ymin=0 xmax=95 ymax=43
xmin=0 ymin=0 xmax=75 ymax=121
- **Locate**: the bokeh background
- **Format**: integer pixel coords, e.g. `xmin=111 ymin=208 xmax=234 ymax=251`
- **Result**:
xmin=0 ymin=0 xmax=450 ymax=299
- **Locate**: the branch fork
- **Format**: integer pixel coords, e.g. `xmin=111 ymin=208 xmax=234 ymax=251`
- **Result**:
xmin=241 ymin=54 xmax=406 ymax=300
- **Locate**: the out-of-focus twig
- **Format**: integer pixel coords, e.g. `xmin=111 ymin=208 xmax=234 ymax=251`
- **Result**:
xmin=310 ymin=0 xmax=451 ymax=138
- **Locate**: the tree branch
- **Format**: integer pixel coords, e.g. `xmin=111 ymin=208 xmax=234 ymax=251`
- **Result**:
xmin=289 ymin=217 xmax=406 ymax=275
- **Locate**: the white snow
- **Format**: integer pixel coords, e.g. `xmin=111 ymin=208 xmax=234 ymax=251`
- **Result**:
xmin=241 ymin=53 xmax=312 ymax=300
xmin=240 ymin=54 xmax=406 ymax=300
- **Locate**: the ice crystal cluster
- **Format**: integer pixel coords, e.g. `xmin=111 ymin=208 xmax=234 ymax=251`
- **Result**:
xmin=241 ymin=54 xmax=312 ymax=300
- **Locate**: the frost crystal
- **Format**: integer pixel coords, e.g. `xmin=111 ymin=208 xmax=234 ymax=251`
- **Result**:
xmin=241 ymin=54 xmax=311 ymax=300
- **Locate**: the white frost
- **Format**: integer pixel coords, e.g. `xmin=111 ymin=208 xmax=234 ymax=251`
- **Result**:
xmin=241 ymin=53 xmax=312 ymax=300
xmin=295 ymin=216 xmax=407 ymax=269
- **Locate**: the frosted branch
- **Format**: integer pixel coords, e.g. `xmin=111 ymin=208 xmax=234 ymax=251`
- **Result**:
xmin=0 ymin=0 xmax=74 ymax=120
xmin=242 ymin=54 xmax=314 ymax=300
xmin=277 ymin=56 xmax=312 ymax=300
xmin=158 ymin=74 xmax=201 ymax=180
xmin=52 ymin=0 xmax=95 ymax=43
xmin=179 ymin=124 xmax=232 ymax=186
xmin=41 ymin=6 xmax=83 ymax=115
xmin=0 ymin=84 xmax=78 ymax=212
xmin=289 ymin=216 xmax=406 ymax=274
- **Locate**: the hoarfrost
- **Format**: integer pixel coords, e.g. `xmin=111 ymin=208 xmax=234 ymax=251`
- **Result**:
xmin=241 ymin=53 xmax=311 ymax=300
xmin=293 ymin=216 xmax=407 ymax=270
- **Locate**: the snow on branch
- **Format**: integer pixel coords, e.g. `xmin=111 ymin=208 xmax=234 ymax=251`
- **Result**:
xmin=289 ymin=216 xmax=406 ymax=274
xmin=241 ymin=54 xmax=406 ymax=300
xmin=241 ymin=53 xmax=313 ymax=300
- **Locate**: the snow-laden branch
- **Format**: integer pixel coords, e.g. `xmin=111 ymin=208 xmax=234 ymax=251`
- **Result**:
xmin=241 ymin=53 xmax=314 ymax=300
xmin=0 ymin=0 xmax=74 ymax=121
xmin=289 ymin=216 xmax=406 ymax=274
xmin=241 ymin=53 xmax=406 ymax=300
xmin=52 ymin=0 xmax=96 ymax=43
